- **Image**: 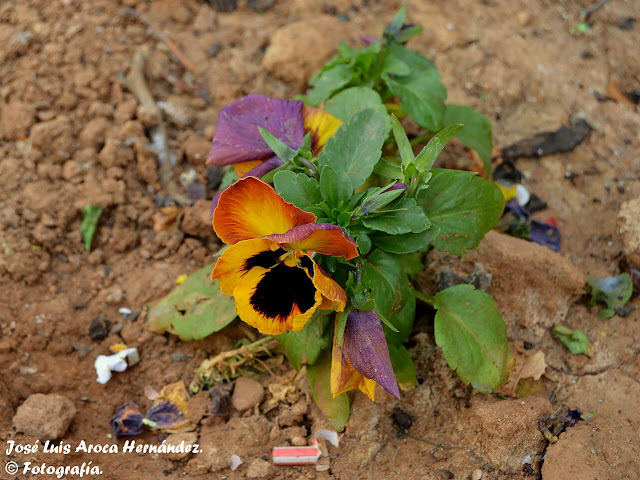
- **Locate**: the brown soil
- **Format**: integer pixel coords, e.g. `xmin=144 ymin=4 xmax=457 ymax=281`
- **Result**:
xmin=1 ymin=0 xmax=639 ymax=479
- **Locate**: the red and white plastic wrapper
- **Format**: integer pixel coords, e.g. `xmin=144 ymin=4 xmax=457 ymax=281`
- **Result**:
xmin=272 ymin=429 xmax=339 ymax=466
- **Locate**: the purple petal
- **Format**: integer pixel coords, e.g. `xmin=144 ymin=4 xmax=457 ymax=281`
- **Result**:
xmin=109 ymin=403 xmax=144 ymax=438
xmin=531 ymin=220 xmax=561 ymax=251
xmin=344 ymin=310 xmax=400 ymax=398
xmin=244 ymin=155 xmax=283 ymax=177
xmin=207 ymin=94 xmax=305 ymax=166
xmin=360 ymin=34 xmax=377 ymax=46
xmin=146 ymin=401 xmax=188 ymax=430
xmin=505 ymin=199 xmax=530 ymax=219
xmin=385 ymin=182 xmax=407 ymax=192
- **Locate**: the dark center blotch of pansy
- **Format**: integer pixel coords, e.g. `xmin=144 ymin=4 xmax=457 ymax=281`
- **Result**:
xmin=299 ymin=255 xmax=314 ymax=273
xmin=244 ymin=248 xmax=285 ymax=271
xmin=250 ymin=263 xmax=316 ymax=320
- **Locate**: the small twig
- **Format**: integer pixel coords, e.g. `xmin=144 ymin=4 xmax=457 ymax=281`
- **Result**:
xmin=123 ymin=7 xmax=198 ymax=76
xmin=120 ymin=49 xmax=192 ymax=206
xmin=580 ymin=0 xmax=612 ymax=21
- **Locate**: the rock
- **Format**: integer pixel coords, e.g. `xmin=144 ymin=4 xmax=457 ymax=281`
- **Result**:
xmin=89 ymin=315 xmax=111 ymax=341
xmin=164 ymin=431 xmax=199 ymax=461
xmin=0 ymin=100 xmax=35 ymax=140
xmin=419 ymin=231 xmax=586 ymax=340
xmin=181 ymin=199 xmax=212 ymax=238
xmin=246 ymin=458 xmax=272 ymax=478
xmin=618 ymin=197 xmax=640 ymax=268
xmin=186 ymin=417 xmax=270 ymax=474
xmin=231 ymin=377 xmax=264 ymax=411
xmin=136 ymin=104 xmax=160 ymax=128
xmin=30 ymin=117 xmax=74 ymax=162
xmin=183 ymin=133 xmax=210 ymax=165
xmin=468 ymin=394 xmax=551 ymax=473
xmin=98 ymin=138 xmax=134 ymax=169
xmin=542 ymin=418 xmax=640 ymax=479
xmin=79 ymin=117 xmax=110 ymax=149
xmin=261 ymin=17 xmax=355 ymax=88
xmin=12 ymin=393 xmax=76 ymax=440
xmin=186 ymin=391 xmax=210 ymax=425
xmin=277 ymin=400 xmax=308 ymax=427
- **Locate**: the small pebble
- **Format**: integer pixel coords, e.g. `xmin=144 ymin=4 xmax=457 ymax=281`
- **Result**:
xmin=171 ymin=353 xmax=187 ymax=362
xmin=89 ymin=315 xmax=111 ymax=341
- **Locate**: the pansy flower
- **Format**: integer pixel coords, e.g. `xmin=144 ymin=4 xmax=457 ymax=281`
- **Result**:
xmin=331 ymin=309 xmax=400 ymax=401
xmin=211 ymin=177 xmax=358 ymax=335
xmin=207 ymin=94 xmax=342 ymax=178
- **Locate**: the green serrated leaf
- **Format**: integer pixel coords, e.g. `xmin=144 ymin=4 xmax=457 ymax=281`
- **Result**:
xmin=276 ymin=312 xmax=332 ymax=370
xmin=370 ymin=229 xmax=431 ymax=254
xmin=325 ymin=87 xmax=388 ymax=123
xmin=307 ymin=64 xmax=356 ymax=106
xmin=362 ymin=197 xmax=430 ymax=235
xmin=444 ymin=105 xmax=493 ymax=175
xmin=318 ymin=109 xmax=387 ymax=189
xmin=416 ymin=169 xmax=504 ymax=255
xmin=586 ymin=274 xmax=633 ymax=319
xmin=319 ymin=165 xmax=353 ymax=209
xmin=433 ymin=284 xmax=512 ymax=392
xmin=390 ymin=114 xmax=414 ymax=168
xmin=306 ymin=349 xmax=350 ymax=431
xmin=258 ymin=127 xmax=297 ymax=163
xmin=552 ymin=325 xmax=592 ymax=357
xmin=146 ymin=264 xmax=237 ymax=341
xmin=414 ymin=124 xmax=464 ymax=172
xmin=383 ymin=56 xmax=410 ymax=76
xmin=81 ymin=204 xmax=103 ymax=252
xmin=388 ymin=344 xmax=417 ymax=391
xmin=273 ymin=171 xmax=322 ymax=211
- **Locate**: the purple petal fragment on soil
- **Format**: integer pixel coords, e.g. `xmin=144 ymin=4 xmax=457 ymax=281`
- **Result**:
xmin=109 ymin=403 xmax=144 ymax=438
xmin=344 ymin=310 xmax=400 ymax=398
xmin=207 ymin=94 xmax=305 ymax=166
xmin=146 ymin=401 xmax=187 ymax=429
xmin=531 ymin=220 xmax=561 ymax=251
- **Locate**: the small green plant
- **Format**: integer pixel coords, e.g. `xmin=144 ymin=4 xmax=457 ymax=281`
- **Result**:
xmin=305 ymin=8 xmax=493 ymax=175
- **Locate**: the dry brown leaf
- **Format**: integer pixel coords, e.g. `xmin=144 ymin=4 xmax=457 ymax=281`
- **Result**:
xmin=497 ymin=341 xmax=547 ymax=397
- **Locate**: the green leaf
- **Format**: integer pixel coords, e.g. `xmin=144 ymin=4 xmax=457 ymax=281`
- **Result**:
xmin=356 ymin=233 xmax=372 ymax=255
xmin=432 ymin=284 xmax=512 ymax=392
xmin=370 ymin=229 xmax=431 ymax=254
xmin=382 ymin=45 xmax=446 ymax=131
xmin=81 ymin=204 xmax=103 ymax=252
xmin=276 ymin=312 xmax=332 ymax=370
xmin=336 ymin=309 xmax=349 ymax=346
xmin=258 ymin=127 xmax=297 ymax=163
xmin=382 ymin=56 xmax=410 ymax=76
xmin=325 ymin=87 xmax=388 ymax=122
xmin=273 ymin=171 xmax=322 ymax=211
xmin=388 ymin=344 xmax=417 ymax=391
xmin=319 ymin=166 xmax=353 ymax=209
xmin=306 ymin=349 xmax=350 ymax=431
xmin=307 ymin=64 xmax=355 ymax=106
xmin=586 ymin=274 xmax=633 ymax=319
xmin=318 ymin=108 xmax=387 ymax=189
xmin=374 ymin=157 xmax=404 ymax=180
xmin=362 ymin=198 xmax=430 ymax=234
xmin=390 ymin=114 xmax=414 ymax=168
xmin=219 ymin=167 xmax=238 ymax=190
xmin=553 ymin=325 xmax=592 ymax=358
xmin=361 ymin=250 xmax=415 ymax=345
xmin=414 ymin=124 xmax=464 ymax=172
xmin=146 ymin=264 xmax=237 ymax=341
xmin=444 ymin=105 xmax=493 ymax=175
xmin=417 ymin=169 xmax=504 ymax=255
xmin=400 ymin=251 xmax=425 ymax=275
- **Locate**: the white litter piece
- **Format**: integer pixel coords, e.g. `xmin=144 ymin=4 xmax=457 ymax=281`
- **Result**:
xmin=314 ymin=429 xmax=339 ymax=447
xmin=515 ymin=184 xmax=530 ymax=206
xmin=230 ymin=454 xmax=243 ymax=471
xmin=118 ymin=307 xmax=133 ymax=315
xmin=94 ymin=348 xmax=139 ymax=384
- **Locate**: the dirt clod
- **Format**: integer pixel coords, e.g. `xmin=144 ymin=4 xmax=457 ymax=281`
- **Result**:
xmin=618 ymin=196 xmax=640 ymax=268
xmin=231 ymin=377 xmax=264 ymax=411
xmin=12 ymin=394 xmax=76 ymax=440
